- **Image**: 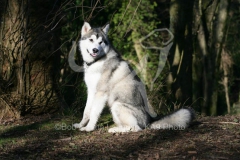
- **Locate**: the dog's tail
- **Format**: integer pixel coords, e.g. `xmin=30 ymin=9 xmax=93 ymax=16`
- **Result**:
xmin=150 ymin=108 xmax=195 ymax=130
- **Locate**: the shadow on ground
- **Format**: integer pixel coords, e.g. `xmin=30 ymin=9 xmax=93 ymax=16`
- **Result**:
xmin=0 ymin=114 xmax=240 ymax=159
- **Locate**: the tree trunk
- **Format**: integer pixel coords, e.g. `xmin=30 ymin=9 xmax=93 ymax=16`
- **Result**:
xmin=192 ymin=0 xmax=204 ymax=114
xmin=169 ymin=0 xmax=193 ymax=108
xmin=209 ymin=0 xmax=229 ymax=115
xmin=133 ymin=40 xmax=148 ymax=85
xmin=193 ymin=0 xmax=229 ymax=115
xmin=0 ymin=0 xmax=61 ymax=118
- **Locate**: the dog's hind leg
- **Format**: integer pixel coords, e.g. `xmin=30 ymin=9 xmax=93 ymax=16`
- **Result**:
xmin=108 ymin=102 xmax=142 ymax=133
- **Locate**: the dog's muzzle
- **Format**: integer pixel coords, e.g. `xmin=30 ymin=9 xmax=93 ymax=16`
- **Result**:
xmin=87 ymin=49 xmax=98 ymax=57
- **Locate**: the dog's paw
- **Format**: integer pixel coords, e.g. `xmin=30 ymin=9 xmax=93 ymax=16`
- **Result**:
xmin=73 ymin=123 xmax=82 ymax=129
xmin=108 ymin=127 xmax=121 ymax=133
xmin=80 ymin=126 xmax=95 ymax=132
xmin=108 ymin=126 xmax=142 ymax=133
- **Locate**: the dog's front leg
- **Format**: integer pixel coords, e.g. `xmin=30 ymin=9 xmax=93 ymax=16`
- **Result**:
xmin=80 ymin=92 xmax=107 ymax=132
xmin=73 ymin=90 xmax=95 ymax=129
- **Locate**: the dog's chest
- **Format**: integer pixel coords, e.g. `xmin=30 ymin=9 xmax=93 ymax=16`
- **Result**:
xmin=84 ymin=62 xmax=103 ymax=91
xmin=84 ymin=72 xmax=101 ymax=91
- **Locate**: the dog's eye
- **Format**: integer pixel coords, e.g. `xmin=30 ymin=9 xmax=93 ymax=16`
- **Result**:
xmin=89 ymin=39 xmax=93 ymax=42
xmin=104 ymin=40 xmax=108 ymax=45
xmin=99 ymin=41 xmax=102 ymax=45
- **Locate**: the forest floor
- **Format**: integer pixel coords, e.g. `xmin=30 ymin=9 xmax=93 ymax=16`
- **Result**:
xmin=0 ymin=112 xmax=240 ymax=160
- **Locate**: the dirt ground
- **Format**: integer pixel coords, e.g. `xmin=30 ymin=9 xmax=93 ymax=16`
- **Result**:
xmin=0 ymin=114 xmax=240 ymax=160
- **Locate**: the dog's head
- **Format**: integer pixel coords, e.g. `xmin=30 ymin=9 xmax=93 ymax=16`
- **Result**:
xmin=79 ymin=22 xmax=110 ymax=64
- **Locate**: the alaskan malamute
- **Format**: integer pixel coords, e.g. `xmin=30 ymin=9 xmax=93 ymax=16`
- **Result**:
xmin=73 ymin=22 xmax=194 ymax=132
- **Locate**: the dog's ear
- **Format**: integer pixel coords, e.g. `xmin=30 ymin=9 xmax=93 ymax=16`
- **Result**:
xmin=81 ymin=22 xmax=91 ymax=36
xmin=102 ymin=23 xmax=109 ymax=35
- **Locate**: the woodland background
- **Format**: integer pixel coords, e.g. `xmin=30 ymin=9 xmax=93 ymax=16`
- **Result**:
xmin=0 ymin=0 xmax=240 ymax=120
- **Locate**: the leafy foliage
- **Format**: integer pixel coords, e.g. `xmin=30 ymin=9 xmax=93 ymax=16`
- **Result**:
xmin=109 ymin=0 xmax=159 ymax=55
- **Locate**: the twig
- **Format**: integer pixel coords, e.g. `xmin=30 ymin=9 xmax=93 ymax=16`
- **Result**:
xmin=201 ymin=121 xmax=240 ymax=125
xmin=124 ymin=0 xmax=142 ymax=37
xmin=87 ymin=0 xmax=101 ymax=21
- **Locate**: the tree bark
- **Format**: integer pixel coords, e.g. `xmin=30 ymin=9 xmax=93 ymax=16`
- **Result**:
xmin=193 ymin=0 xmax=229 ymax=115
xmin=133 ymin=40 xmax=148 ymax=85
xmin=169 ymin=0 xmax=193 ymax=108
xmin=0 ymin=0 xmax=61 ymax=118
xmin=209 ymin=0 xmax=229 ymax=115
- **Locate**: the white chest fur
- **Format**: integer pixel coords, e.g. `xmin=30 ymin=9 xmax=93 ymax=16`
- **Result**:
xmin=84 ymin=61 xmax=104 ymax=93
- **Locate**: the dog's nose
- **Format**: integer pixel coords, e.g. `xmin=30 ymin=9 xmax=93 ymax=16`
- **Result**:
xmin=92 ymin=48 xmax=99 ymax=53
